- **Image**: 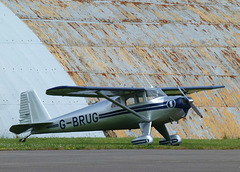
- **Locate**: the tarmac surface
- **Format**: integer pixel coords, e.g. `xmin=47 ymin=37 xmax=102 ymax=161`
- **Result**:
xmin=1 ymin=149 xmax=240 ymax=172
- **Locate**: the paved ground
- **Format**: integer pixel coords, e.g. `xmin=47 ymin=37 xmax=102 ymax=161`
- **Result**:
xmin=0 ymin=149 xmax=240 ymax=172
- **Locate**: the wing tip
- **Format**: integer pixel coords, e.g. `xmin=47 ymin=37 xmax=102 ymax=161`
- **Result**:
xmin=213 ymin=85 xmax=225 ymax=89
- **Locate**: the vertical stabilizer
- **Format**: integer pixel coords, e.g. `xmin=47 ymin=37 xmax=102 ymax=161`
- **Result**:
xmin=19 ymin=90 xmax=51 ymax=124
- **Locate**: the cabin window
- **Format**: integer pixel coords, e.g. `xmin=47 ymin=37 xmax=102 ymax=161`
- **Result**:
xmin=125 ymin=97 xmax=135 ymax=106
xmin=125 ymin=94 xmax=144 ymax=106
xmin=136 ymin=95 xmax=144 ymax=103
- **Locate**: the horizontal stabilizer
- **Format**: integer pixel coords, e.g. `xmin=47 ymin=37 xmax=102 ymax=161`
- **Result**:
xmin=10 ymin=122 xmax=52 ymax=134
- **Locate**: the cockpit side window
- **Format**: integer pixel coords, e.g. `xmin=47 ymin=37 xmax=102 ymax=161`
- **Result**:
xmin=136 ymin=95 xmax=144 ymax=103
xmin=125 ymin=97 xmax=135 ymax=106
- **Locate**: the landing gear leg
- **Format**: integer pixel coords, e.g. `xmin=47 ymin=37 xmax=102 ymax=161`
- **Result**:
xmin=19 ymin=133 xmax=31 ymax=142
xmin=153 ymin=123 xmax=182 ymax=146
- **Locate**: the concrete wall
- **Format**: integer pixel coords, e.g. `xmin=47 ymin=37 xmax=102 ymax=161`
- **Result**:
xmin=0 ymin=2 xmax=104 ymax=138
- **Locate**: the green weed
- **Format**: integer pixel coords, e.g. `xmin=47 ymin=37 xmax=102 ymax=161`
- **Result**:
xmin=0 ymin=138 xmax=239 ymax=151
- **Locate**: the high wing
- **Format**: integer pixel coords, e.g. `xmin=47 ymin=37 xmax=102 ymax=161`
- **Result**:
xmin=161 ymin=85 xmax=225 ymax=95
xmin=46 ymin=86 xmax=146 ymax=97
xmin=46 ymin=85 xmax=224 ymax=97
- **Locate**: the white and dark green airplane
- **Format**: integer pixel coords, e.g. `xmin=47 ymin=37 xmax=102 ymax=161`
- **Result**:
xmin=10 ymin=85 xmax=224 ymax=145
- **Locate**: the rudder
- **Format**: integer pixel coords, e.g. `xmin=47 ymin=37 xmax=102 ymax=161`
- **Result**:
xmin=19 ymin=90 xmax=51 ymax=124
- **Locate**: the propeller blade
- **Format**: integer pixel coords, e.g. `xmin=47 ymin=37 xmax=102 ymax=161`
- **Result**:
xmin=177 ymin=85 xmax=203 ymax=118
xmin=177 ymin=86 xmax=193 ymax=102
xmin=190 ymin=103 xmax=203 ymax=118
xmin=177 ymin=86 xmax=188 ymax=98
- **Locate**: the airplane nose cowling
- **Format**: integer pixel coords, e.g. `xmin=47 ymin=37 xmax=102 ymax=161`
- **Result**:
xmin=175 ymin=97 xmax=191 ymax=113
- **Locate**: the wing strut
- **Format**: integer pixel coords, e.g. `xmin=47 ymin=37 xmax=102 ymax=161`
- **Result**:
xmin=97 ymin=91 xmax=149 ymax=122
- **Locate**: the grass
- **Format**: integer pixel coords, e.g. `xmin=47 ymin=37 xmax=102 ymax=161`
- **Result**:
xmin=0 ymin=138 xmax=240 ymax=151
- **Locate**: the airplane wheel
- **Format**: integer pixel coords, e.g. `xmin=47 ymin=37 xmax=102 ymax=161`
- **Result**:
xmin=159 ymin=134 xmax=182 ymax=146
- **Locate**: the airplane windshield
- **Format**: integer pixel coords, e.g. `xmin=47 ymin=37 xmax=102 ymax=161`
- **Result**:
xmin=145 ymin=88 xmax=166 ymax=100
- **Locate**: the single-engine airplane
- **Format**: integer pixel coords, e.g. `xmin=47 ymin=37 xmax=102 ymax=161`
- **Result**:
xmin=10 ymin=85 xmax=224 ymax=145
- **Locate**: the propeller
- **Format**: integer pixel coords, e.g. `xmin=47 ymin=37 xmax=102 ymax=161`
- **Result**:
xmin=177 ymin=86 xmax=203 ymax=118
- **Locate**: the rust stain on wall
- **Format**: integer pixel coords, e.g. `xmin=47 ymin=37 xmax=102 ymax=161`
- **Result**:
xmin=2 ymin=0 xmax=240 ymax=139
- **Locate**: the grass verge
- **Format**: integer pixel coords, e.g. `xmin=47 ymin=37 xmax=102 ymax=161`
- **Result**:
xmin=0 ymin=138 xmax=240 ymax=151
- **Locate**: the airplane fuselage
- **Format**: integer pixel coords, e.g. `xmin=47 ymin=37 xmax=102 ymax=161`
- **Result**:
xmin=32 ymin=95 xmax=190 ymax=134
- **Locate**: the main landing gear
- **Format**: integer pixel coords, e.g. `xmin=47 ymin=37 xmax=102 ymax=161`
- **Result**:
xmin=131 ymin=122 xmax=182 ymax=146
xmin=131 ymin=122 xmax=154 ymax=145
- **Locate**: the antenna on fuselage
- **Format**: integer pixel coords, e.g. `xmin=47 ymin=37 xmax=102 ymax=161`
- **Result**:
xmin=142 ymin=74 xmax=153 ymax=88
